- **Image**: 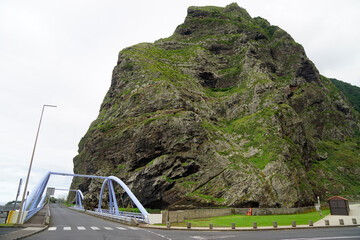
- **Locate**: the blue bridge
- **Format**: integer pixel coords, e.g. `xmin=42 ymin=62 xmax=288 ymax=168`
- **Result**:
xmin=19 ymin=171 xmax=149 ymax=224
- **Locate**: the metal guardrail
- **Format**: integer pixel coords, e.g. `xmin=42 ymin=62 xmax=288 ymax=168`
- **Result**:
xmin=94 ymin=208 xmax=148 ymax=223
xmin=72 ymin=206 xmax=84 ymax=210
xmin=0 ymin=211 xmax=10 ymax=224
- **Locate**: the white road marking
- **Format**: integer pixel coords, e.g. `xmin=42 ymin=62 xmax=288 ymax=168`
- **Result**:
xmin=49 ymin=225 xmax=139 ymax=232
xmin=128 ymin=227 xmax=139 ymax=230
xmin=116 ymin=227 xmax=127 ymax=230
xmin=140 ymin=229 xmax=173 ymax=240
xmin=281 ymin=236 xmax=360 ymax=240
xmin=190 ymin=236 xmax=238 ymax=240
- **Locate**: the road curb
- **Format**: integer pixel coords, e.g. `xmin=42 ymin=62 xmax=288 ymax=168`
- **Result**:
xmin=139 ymin=223 xmax=360 ymax=231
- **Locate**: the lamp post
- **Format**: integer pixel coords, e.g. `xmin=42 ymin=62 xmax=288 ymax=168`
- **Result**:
xmin=17 ymin=104 xmax=57 ymax=224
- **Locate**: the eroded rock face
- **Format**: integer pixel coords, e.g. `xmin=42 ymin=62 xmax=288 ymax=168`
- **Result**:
xmin=69 ymin=3 xmax=360 ymax=209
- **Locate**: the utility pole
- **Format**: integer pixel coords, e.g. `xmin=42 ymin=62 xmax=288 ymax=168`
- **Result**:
xmin=16 ymin=104 xmax=57 ymax=224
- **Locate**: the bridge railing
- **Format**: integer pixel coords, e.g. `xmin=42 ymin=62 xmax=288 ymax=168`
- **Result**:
xmin=94 ymin=208 xmax=148 ymax=223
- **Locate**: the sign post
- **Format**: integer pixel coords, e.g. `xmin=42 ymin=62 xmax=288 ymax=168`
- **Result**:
xmin=13 ymin=178 xmax=22 ymax=211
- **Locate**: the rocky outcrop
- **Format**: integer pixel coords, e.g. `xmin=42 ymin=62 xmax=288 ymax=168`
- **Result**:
xmin=70 ymin=3 xmax=360 ymax=209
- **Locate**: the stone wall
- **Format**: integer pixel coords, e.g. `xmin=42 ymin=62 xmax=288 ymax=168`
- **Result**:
xmin=234 ymin=206 xmax=315 ymax=216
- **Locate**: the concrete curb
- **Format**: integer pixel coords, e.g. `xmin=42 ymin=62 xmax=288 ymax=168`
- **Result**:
xmin=139 ymin=223 xmax=360 ymax=231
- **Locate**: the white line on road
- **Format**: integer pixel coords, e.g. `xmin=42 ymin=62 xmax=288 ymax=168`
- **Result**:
xmin=91 ymin=226 xmax=100 ymax=230
xmin=104 ymin=227 xmax=113 ymax=230
xmin=140 ymin=229 xmax=173 ymax=240
xmin=116 ymin=227 xmax=127 ymax=230
xmin=128 ymin=227 xmax=139 ymax=230
xmin=63 ymin=227 xmax=71 ymax=231
xmin=77 ymin=226 xmax=86 ymax=230
xmin=190 ymin=236 xmax=238 ymax=240
xmin=48 ymin=227 xmax=57 ymax=231
xmin=281 ymin=236 xmax=360 ymax=240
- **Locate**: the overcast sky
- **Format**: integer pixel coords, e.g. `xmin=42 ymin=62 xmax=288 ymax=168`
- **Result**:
xmin=0 ymin=0 xmax=359 ymax=204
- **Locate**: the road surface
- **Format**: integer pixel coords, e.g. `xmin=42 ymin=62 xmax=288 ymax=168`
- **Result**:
xmin=26 ymin=204 xmax=360 ymax=240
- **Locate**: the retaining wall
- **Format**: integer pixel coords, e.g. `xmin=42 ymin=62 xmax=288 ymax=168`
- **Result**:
xmin=162 ymin=206 xmax=316 ymax=223
xmin=234 ymin=206 xmax=315 ymax=216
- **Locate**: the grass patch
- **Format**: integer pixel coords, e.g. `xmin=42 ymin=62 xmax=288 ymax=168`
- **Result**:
xmin=0 ymin=223 xmax=14 ymax=226
xmin=63 ymin=203 xmax=75 ymax=207
xmin=167 ymin=209 xmax=330 ymax=227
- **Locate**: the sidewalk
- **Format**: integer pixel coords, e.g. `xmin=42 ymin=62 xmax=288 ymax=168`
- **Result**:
xmin=0 ymin=207 xmax=49 ymax=240
xmin=0 ymin=226 xmax=48 ymax=240
xmin=314 ymin=204 xmax=360 ymax=227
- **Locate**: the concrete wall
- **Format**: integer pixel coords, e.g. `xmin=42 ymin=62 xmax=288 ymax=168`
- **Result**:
xmin=161 ymin=210 xmax=185 ymax=224
xmin=162 ymin=208 xmax=234 ymax=223
xmin=148 ymin=214 xmax=162 ymax=224
xmin=162 ymin=206 xmax=316 ymax=223
xmin=183 ymin=208 xmax=234 ymax=220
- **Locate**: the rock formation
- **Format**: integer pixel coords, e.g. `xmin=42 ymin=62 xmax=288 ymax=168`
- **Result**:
xmin=70 ymin=3 xmax=360 ymax=209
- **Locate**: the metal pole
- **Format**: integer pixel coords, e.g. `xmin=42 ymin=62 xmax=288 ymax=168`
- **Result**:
xmin=13 ymin=178 xmax=22 ymax=211
xmin=318 ymin=196 xmax=322 ymax=216
xmin=17 ymin=104 xmax=56 ymax=224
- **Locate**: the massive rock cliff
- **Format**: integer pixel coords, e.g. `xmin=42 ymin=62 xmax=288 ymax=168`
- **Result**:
xmin=70 ymin=3 xmax=360 ymax=209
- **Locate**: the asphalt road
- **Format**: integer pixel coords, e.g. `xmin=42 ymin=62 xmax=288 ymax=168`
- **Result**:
xmin=26 ymin=204 xmax=360 ymax=240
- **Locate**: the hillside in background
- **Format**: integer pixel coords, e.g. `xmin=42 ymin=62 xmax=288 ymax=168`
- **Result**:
xmin=69 ymin=3 xmax=360 ymax=209
xmin=330 ymin=78 xmax=360 ymax=113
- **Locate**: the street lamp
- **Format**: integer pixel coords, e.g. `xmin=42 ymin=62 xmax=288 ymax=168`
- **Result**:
xmin=17 ymin=104 xmax=57 ymax=224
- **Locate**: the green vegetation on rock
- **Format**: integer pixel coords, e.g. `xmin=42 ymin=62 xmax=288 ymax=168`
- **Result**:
xmin=69 ymin=3 xmax=360 ymax=210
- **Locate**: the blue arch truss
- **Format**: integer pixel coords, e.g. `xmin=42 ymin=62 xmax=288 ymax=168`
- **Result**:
xmin=96 ymin=176 xmax=149 ymax=223
xmin=20 ymin=171 xmax=149 ymax=223
xmin=55 ymin=188 xmax=84 ymax=209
